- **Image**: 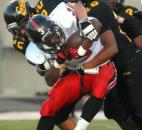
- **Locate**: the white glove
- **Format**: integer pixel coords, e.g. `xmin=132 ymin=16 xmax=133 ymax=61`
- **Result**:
xmin=78 ymin=19 xmax=99 ymax=41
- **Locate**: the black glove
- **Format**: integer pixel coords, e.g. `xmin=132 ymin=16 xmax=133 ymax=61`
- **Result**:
xmin=60 ymin=68 xmax=72 ymax=77
xmin=75 ymin=65 xmax=84 ymax=75
xmin=78 ymin=19 xmax=99 ymax=41
xmin=36 ymin=64 xmax=46 ymax=76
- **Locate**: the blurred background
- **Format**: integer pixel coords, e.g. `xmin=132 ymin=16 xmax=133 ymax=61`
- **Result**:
xmin=0 ymin=0 xmax=141 ymax=118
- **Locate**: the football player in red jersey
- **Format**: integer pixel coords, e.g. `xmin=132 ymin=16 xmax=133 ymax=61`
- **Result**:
xmin=4 ymin=1 xmax=110 ymax=130
xmin=26 ymin=10 xmax=117 ymax=130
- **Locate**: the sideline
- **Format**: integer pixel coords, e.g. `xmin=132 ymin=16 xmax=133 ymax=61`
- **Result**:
xmin=0 ymin=111 xmax=107 ymax=120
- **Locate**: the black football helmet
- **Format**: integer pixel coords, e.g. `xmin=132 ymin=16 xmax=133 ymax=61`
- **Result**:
xmin=3 ymin=0 xmax=33 ymax=36
xmin=118 ymin=0 xmax=124 ymax=4
xmin=105 ymin=0 xmax=124 ymax=11
xmin=105 ymin=0 xmax=124 ymax=4
xmin=26 ymin=14 xmax=65 ymax=54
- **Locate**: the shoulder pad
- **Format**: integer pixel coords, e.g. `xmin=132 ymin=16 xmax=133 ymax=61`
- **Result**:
xmin=25 ymin=42 xmax=46 ymax=64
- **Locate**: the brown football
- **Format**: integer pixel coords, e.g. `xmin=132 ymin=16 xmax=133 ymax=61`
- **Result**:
xmin=64 ymin=18 xmax=102 ymax=52
xmin=65 ymin=31 xmax=82 ymax=49
xmin=44 ymin=32 xmax=82 ymax=87
xmin=44 ymin=67 xmax=60 ymax=87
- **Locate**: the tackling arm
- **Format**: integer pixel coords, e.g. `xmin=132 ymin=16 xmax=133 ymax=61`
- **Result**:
xmin=82 ymin=30 xmax=118 ymax=70
xmin=67 ymin=2 xmax=101 ymax=56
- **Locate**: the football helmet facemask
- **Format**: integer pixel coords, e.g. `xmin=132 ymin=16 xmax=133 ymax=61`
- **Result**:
xmin=26 ymin=14 xmax=65 ymax=54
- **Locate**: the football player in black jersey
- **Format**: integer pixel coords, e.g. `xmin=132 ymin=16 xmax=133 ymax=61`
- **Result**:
xmin=81 ymin=0 xmax=142 ymax=130
xmin=3 ymin=0 xmax=88 ymax=55
xmin=106 ymin=0 xmax=142 ymax=49
xmin=134 ymin=10 xmax=142 ymax=21
xmin=105 ymin=0 xmax=142 ymax=129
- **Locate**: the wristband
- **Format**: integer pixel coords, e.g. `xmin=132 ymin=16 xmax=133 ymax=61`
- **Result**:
xmin=78 ymin=45 xmax=87 ymax=56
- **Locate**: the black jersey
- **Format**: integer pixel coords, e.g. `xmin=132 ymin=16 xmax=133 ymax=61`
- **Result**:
xmin=115 ymin=4 xmax=138 ymax=20
xmin=12 ymin=36 xmax=29 ymax=54
xmin=35 ymin=0 xmax=80 ymax=16
xmin=114 ymin=4 xmax=142 ymax=39
xmin=35 ymin=0 xmax=64 ymax=16
xmin=84 ymin=0 xmax=133 ymax=52
xmin=12 ymin=0 xmax=64 ymax=54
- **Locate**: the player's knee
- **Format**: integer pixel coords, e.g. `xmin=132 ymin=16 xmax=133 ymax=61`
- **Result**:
xmin=40 ymin=101 xmax=59 ymax=116
xmin=104 ymin=99 xmax=130 ymax=121
xmin=92 ymin=90 xmax=106 ymax=99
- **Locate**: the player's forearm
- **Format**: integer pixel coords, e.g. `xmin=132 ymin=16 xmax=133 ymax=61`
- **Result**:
xmin=83 ymin=30 xmax=118 ymax=69
xmin=134 ymin=35 xmax=142 ymax=50
xmin=83 ymin=45 xmax=117 ymax=69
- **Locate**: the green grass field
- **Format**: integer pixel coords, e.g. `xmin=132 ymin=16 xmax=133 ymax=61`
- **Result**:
xmin=0 ymin=119 xmax=121 ymax=130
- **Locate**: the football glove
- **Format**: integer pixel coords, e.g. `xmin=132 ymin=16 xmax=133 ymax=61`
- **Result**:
xmin=60 ymin=68 xmax=72 ymax=77
xmin=78 ymin=19 xmax=99 ymax=42
xmin=74 ymin=65 xmax=84 ymax=75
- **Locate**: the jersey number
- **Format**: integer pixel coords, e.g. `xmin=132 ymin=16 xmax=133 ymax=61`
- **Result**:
xmin=85 ymin=0 xmax=99 ymax=13
xmin=36 ymin=1 xmax=48 ymax=16
xmin=125 ymin=8 xmax=133 ymax=16
xmin=13 ymin=39 xmax=24 ymax=50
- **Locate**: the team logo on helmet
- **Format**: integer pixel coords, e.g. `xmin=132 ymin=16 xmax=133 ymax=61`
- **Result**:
xmin=15 ymin=0 xmax=27 ymax=16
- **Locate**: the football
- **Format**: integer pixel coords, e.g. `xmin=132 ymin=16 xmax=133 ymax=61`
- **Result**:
xmin=64 ymin=17 xmax=102 ymax=54
xmin=44 ymin=32 xmax=82 ymax=87
xmin=44 ymin=22 xmax=101 ymax=87
xmin=65 ymin=31 xmax=82 ymax=49
xmin=44 ymin=67 xmax=60 ymax=87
